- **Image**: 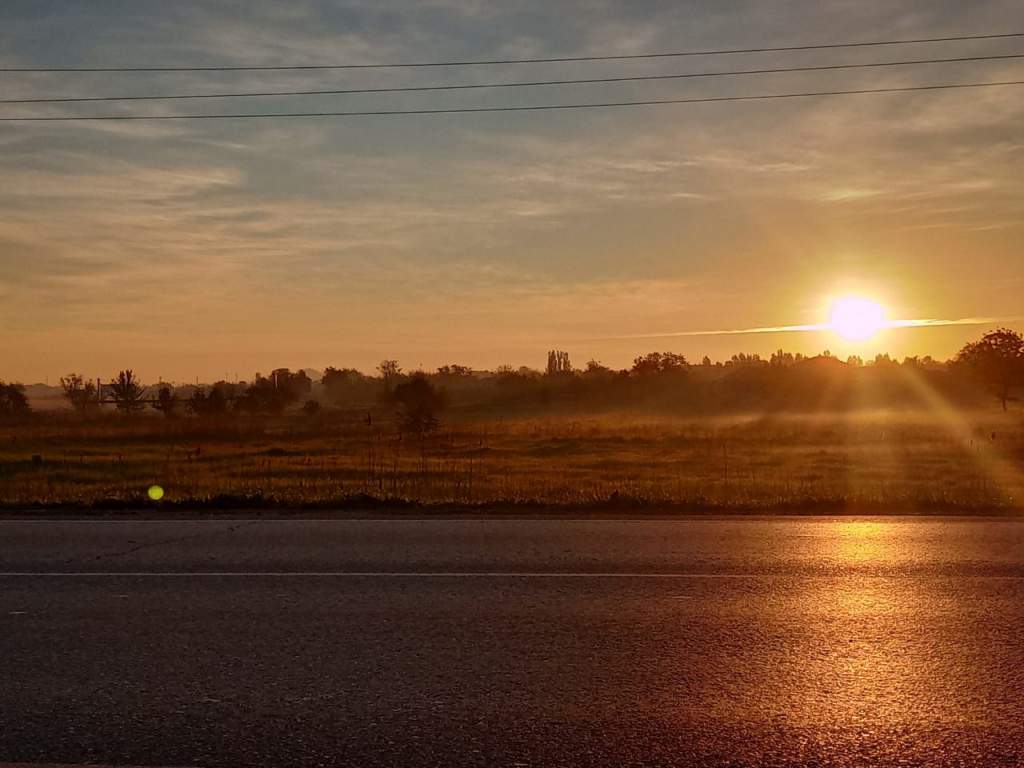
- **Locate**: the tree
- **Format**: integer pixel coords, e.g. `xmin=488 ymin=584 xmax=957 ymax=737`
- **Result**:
xmin=632 ymin=352 xmax=664 ymax=376
xmin=323 ymin=367 xmax=362 ymax=387
xmin=0 ymin=381 xmax=30 ymax=419
xmin=151 ymin=385 xmax=180 ymax=418
xmin=770 ymin=350 xmax=795 ymax=368
xmin=955 ymin=328 xmax=1024 ymax=410
xmin=234 ymin=369 xmax=311 ymax=414
xmin=321 ymin=367 xmax=374 ymax=407
xmin=271 ymin=368 xmax=312 ymax=399
xmin=378 ymin=360 xmax=402 ymax=382
xmin=60 ymin=373 xmax=98 ymax=412
xmin=108 ymin=370 xmax=147 ymax=413
xmin=237 ymin=373 xmax=292 ymax=414
xmin=728 ymin=353 xmax=763 ymax=368
xmin=546 ymin=350 xmax=573 ymax=376
xmin=436 ymin=364 xmax=473 ymax=377
xmin=632 ymin=352 xmax=688 ymax=375
xmin=187 ymin=386 xmax=229 ymax=417
xmin=392 ymin=373 xmax=446 ymax=435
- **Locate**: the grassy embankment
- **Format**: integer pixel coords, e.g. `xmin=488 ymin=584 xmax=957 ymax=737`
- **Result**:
xmin=1 ymin=408 xmax=1022 ymax=513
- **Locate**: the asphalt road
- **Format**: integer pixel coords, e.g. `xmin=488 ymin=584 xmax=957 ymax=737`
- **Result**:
xmin=1 ymin=517 xmax=1023 ymax=767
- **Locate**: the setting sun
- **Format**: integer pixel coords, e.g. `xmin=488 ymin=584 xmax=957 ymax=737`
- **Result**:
xmin=828 ymin=296 xmax=887 ymax=342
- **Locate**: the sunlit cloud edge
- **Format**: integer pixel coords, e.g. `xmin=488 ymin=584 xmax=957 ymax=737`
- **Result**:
xmin=587 ymin=316 xmax=1024 ymax=342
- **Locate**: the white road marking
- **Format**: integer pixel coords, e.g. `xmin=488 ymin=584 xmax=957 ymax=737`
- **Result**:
xmin=0 ymin=571 xmax=1020 ymax=578
xmin=0 ymin=571 xmax=760 ymax=578
xmin=1 ymin=516 xmax=999 ymax=523
xmin=0 ymin=764 xmax=198 ymax=768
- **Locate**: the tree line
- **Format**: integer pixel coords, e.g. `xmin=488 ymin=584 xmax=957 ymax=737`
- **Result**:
xmin=2 ymin=328 xmax=1022 ymax=424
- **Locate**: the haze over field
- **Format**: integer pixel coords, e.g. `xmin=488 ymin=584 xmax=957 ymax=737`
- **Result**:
xmin=2 ymin=0 xmax=1023 ymax=383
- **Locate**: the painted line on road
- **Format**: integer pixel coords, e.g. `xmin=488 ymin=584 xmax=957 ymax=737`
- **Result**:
xmin=5 ymin=517 xmax=1011 ymax=523
xmin=1 ymin=571 xmax=1022 ymax=578
xmin=0 ymin=571 xmax=763 ymax=578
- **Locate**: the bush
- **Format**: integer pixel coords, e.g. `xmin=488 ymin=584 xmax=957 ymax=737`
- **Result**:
xmin=0 ymin=381 xmax=30 ymax=419
xmin=392 ymin=373 xmax=446 ymax=435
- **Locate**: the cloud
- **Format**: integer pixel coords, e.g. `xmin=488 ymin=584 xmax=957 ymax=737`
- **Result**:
xmin=589 ymin=316 xmax=1024 ymax=342
xmin=2 ymin=0 xmax=1023 ymax=379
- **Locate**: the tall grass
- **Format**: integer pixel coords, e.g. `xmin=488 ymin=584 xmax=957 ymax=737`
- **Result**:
xmin=0 ymin=409 xmax=1021 ymax=510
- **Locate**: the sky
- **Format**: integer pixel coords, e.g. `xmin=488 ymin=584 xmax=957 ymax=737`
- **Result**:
xmin=1 ymin=0 xmax=1022 ymax=383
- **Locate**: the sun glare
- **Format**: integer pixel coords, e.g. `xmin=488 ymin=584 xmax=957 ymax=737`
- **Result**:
xmin=828 ymin=296 xmax=887 ymax=341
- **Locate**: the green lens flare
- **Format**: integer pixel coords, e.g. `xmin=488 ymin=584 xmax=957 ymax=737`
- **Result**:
xmin=147 ymin=485 xmax=165 ymax=501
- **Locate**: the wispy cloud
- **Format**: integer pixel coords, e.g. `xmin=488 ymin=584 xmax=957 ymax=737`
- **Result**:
xmin=588 ymin=317 xmax=1024 ymax=342
xmin=2 ymin=0 xmax=1023 ymax=379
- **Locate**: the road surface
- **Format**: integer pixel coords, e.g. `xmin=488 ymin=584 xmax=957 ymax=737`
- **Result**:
xmin=1 ymin=517 xmax=1023 ymax=767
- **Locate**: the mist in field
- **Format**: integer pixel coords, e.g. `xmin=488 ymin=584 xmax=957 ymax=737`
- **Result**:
xmin=2 ymin=329 xmax=1022 ymax=512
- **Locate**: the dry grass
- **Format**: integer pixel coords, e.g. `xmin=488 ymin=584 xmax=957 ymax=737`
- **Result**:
xmin=1 ymin=409 xmax=1022 ymax=511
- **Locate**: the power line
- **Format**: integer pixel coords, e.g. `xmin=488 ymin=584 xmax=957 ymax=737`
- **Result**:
xmin=1 ymin=79 xmax=1021 ymax=121
xmin=3 ymin=32 xmax=1022 ymax=73
xmin=3 ymin=53 xmax=1022 ymax=104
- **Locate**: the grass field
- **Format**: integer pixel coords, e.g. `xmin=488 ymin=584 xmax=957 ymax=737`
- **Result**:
xmin=2 ymin=408 xmax=1022 ymax=512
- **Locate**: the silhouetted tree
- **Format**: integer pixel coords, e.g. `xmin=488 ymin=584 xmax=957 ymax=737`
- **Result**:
xmin=60 ymin=373 xmax=98 ymax=412
xmin=271 ymin=368 xmax=312 ymax=398
xmin=436 ymin=364 xmax=473 ymax=377
xmin=302 ymin=399 xmax=322 ymax=416
xmin=151 ymin=385 xmax=180 ymax=418
xmin=323 ymin=367 xmax=361 ymax=387
xmin=546 ymin=350 xmax=573 ymax=376
xmin=187 ymin=386 xmax=229 ymax=417
xmin=0 ymin=381 xmax=30 ymax=419
xmin=770 ymin=350 xmax=796 ymax=368
xmin=632 ymin=352 xmax=688 ymax=375
xmin=236 ymin=370 xmax=308 ymax=414
xmin=322 ymin=367 xmax=375 ymax=407
xmin=632 ymin=353 xmax=664 ymax=376
xmin=109 ymin=370 xmax=147 ymax=413
xmin=378 ymin=360 xmax=402 ymax=382
xmin=955 ymin=328 xmax=1024 ymax=410
xmin=728 ymin=353 xmax=764 ymax=368
xmin=392 ymin=373 xmax=446 ymax=435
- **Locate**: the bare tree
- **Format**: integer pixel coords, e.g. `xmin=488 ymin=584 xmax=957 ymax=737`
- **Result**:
xmin=60 ymin=373 xmax=98 ymax=412
xmin=377 ymin=359 xmax=402 ymax=382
